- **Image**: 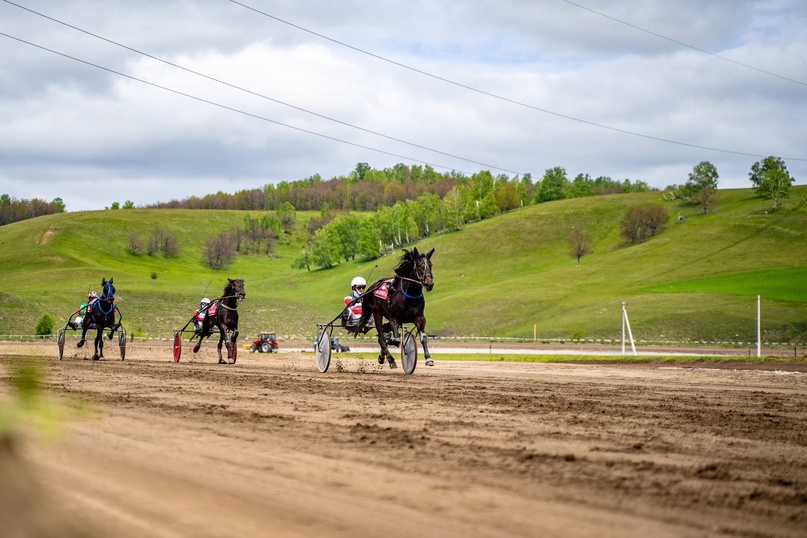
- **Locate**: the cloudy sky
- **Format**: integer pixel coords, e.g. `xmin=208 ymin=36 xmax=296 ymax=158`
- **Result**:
xmin=1 ymin=0 xmax=805 ymax=211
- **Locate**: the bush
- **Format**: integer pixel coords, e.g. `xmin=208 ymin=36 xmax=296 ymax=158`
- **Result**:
xmin=204 ymin=233 xmax=236 ymax=269
xmin=34 ymin=314 xmax=54 ymax=336
xmin=620 ymin=204 xmax=670 ymax=244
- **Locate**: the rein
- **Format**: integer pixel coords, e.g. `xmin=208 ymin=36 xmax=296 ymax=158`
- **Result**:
xmin=216 ymin=293 xmax=242 ymax=311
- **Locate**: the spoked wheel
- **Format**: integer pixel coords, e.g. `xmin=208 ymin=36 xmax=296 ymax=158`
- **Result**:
xmin=118 ymin=326 xmax=126 ymax=361
xmin=57 ymin=327 xmax=66 ymax=360
xmin=401 ymin=329 xmax=418 ymax=375
xmin=314 ymin=325 xmax=332 ymax=373
xmin=172 ymin=330 xmax=182 ymax=362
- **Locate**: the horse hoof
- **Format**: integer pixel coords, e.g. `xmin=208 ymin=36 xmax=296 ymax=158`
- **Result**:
xmin=93 ymin=355 xmax=103 ymax=361
xmin=77 ymin=340 xmax=85 ymax=348
xmin=228 ymin=359 xmax=235 ymax=365
xmin=218 ymin=359 xmax=226 ymax=364
xmin=378 ymin=355 xmax=385 ymax=365
xmin=388 ymin=359 xmax=398 ymax=369
xmin=107 ymin=332 xmax=114 ymax=340
xmin=425 ymin=358 xmax=434 ymax=367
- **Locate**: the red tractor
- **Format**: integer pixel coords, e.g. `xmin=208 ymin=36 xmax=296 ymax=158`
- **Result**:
xmin=249 ymin=331 xmax=279 ymax=353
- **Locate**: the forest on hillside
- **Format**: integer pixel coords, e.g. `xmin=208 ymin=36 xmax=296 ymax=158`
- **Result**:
xmin=147 ymin=162 xmax=651 ymax=212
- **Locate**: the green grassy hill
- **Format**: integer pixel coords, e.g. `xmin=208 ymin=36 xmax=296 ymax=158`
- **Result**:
xmin=1 ymin=187 xmax=805 ymax=345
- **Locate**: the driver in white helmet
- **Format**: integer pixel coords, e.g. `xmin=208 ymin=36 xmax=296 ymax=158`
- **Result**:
xmin=193 ymin=298 xmax=211 ymax=334
xmin=69 ymin=290 xmax=97 ymax=329
xmin=342 ymin=276 xmax=366 ymax=328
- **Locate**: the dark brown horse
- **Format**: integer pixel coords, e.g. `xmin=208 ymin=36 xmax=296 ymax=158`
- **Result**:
xmin=348 ymin=248 xmax=434 ymax=369
xmin=77 ymin=277 xmax=122 ymax=361
xmin=193 ymin=278 xmax=245 ymax=364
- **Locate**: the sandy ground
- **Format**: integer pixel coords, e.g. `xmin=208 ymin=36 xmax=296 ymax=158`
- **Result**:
xmin=1 ymin=339 xmax=806 ymax=538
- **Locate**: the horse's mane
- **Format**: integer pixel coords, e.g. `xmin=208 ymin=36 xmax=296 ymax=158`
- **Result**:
xmin=393 ymin=249 xmax=417 ymax=277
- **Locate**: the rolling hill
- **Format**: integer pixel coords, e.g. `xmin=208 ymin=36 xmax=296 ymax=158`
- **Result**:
xmin=0 ymin=187 xmax=805 ymax=345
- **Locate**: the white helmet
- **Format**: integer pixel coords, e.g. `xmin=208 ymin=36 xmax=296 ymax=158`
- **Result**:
xmin=201 ymin=297 xmax=210 ymax=307
xmin=351 ymin=276 xmax=366 ymax=289
xmin=88 ymin=291 xmax=98 ymax=298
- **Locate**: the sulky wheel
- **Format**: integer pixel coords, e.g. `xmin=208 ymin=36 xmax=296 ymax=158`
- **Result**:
xmin=118 ymin=327 xmax=127 ymax=361
xmin=401 ymin=329 xmax=418 ymax=375
xmin=314 ymin=325 xmax=332 ymax=373
xmin=173 ymin=330 xmax=182 ymax=362
xmin=57 ymin=328 xmax=66 ymax=360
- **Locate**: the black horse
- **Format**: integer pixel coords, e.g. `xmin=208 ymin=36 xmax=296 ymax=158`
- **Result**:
xmin=193 ymin=278 xmax=245 ymax=364
xmin=349 ymin=248 xmax=434 ymax=369
xmin=77 ymin=277 xmax=122 ymax=361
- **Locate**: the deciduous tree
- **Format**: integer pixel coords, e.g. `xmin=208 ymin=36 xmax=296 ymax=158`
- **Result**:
xmin=568 ymin=228 xmax=593 ymax=265
xmin=683 ymin=161 xmax=719 ymax=213
xmin=749 ymin=156 xmax=795 ymax=211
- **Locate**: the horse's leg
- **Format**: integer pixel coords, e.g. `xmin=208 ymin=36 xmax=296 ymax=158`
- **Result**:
xmin=228 ymin=327 xmax=239 ymax=364
xmin=415 ymin=315 xmax=433 ymax=366
xmin=192 ymin=332 xmax=204 ymax=353
xmin=77 ymin=325 xmax=88 ymax=348
xmin=374 ymin=312 xmax=396 ymax=369
xmin=107 ymin=315 xmax=119 ymax=340
xmin=217 ymin=327 xmax=226 ymax=364
xmin=193 ymin=316 xmax=209 ymax=353
xmin=93 ymin=327 xmax=104 ymax=360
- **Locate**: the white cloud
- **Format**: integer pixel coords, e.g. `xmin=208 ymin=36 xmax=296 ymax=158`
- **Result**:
xmin=1 ymin=0 xmax=805 ymax=210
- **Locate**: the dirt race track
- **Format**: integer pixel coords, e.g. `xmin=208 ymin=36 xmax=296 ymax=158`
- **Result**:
xmin=1 ymin=340 xmax=806 ymax=538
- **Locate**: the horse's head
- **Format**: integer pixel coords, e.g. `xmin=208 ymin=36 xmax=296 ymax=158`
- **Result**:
xmin=415 ymin=248 xmax=434 ymax=292
xmin=227 ymin=278 xmax=246 ymax=302
xmin=398 ymin=248 xmax=434 ymax=292
xmin=101 ymin=277 xmax=115 ymax=302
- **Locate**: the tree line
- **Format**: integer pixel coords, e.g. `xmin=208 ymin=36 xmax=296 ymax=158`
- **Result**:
xmin=147 ymin=163 xmax=652 ymax=212
xmin=0 ymin=195 xmax=65 ymax=226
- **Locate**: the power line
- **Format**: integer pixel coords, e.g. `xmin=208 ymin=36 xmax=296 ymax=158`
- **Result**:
xmin=1 ymin=0 xmax=519 ymax=175
xmin=559 ymin=0 xmax=807 ymax=88
xmin=227 ymin=0 xmax=807 ymax=162
xmin=0 ymin=31 xmax=479 ymax=176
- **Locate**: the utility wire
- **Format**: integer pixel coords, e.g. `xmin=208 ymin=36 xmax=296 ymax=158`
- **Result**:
xmin=560 ymin=0 xmax=807 ymax=88
xmin=1 ymin=0 xmax=519 ymax=175
xmin=227 ymin=0 xmax=807 ymax=161
xmin=0 ymin=31 xmax=477 ymax=176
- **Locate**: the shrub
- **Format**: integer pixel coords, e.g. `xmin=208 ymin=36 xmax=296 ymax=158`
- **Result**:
xmin=620 ymin=204 xmax=670 ymax=244
xmin=204 ymin=233 xmax=236 ymax=269
xmin=34 ymin=314 xmax=54 ymax=336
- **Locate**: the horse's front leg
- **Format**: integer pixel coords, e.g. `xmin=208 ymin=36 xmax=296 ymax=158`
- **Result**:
xmin=227 ymin=328 xmax=239 ymax=364
xmin=416 ymin=316 xmax=433 ymax=367
xmin=77 ymin=325 xmax=88 ymax=348
xmin=93 ymin=328 xmax=104 ymax=361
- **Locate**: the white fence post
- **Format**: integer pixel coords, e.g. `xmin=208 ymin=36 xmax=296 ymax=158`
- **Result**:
xmin=622 ymin=302 xmax=636 ymax=356
xmin=757 ymin=295 xmax=761 ymax=358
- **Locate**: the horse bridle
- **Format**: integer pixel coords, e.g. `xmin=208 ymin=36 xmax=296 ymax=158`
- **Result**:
xmin=398 ymin=255 xmax=433 ymax=297
xmin=217 ymin=290 xmax=245 ymax=311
